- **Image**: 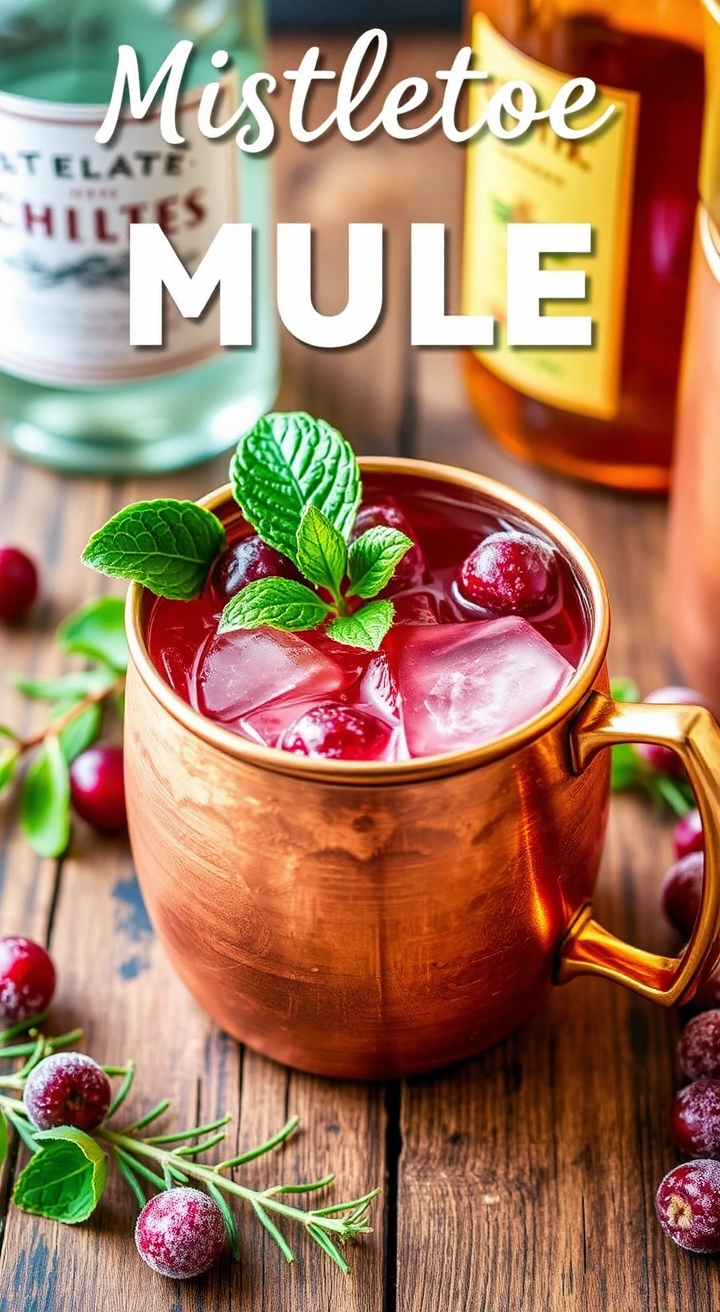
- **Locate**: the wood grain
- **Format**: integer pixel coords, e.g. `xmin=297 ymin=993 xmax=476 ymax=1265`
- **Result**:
xmin=0 ymin=29 xmax=718 ymax=1312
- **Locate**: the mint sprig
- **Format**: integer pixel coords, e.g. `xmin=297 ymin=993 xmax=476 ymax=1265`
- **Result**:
xmin=609 ymin=676 xmax=695 ymax=816
xmin=81 ymin=412 xmax=414 ymax=651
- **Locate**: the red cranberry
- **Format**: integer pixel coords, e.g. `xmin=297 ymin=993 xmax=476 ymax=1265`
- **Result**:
xmin=0 ymin=546 xmax=38 ymax=622
xmin=674 ymin=809 xmax=703 ymax=861
xmin=282 ymin=704 xmax=392 ymax=761
xmin=636 ymin=687 xmax=710 ymax=777
xmin=0 ymin=936 xmax=55 ymax=1026
xmin=212 ymin=535 xmax=299 ymax=601
xmin=680 ymin=1012 xmax=720 ymax=1080
xmin=135 ymin=1187 xmax=226 ymax=1279
xmin=351 ymin=500 xmax=426 ymax=590
xmin=392 ymin=592 xmax=439 ymax=625
xmin=457 ymin=532 xmax=558 ymax=617
xmin=69 ymin=745 xmax=127 ymax=835
xmin=656 ymin=1160 xmax=720 ymax=1252
xmin=669 ymin=1078 xmax=720 ymax=1157
xmin=24 ymin=1052 xmax=112 ymax=1132
xmin=660 ymin=852 xmax=704 ymax=936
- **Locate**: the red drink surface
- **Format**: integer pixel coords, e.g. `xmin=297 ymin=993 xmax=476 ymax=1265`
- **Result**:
xmin=146 ymin=474 xmax=590 ymax=762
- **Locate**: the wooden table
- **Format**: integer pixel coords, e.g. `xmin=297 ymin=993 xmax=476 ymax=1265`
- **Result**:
xmin=0 ymin=33 xmax=716 ymax=1312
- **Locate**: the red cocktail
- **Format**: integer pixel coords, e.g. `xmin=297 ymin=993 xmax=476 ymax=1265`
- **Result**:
xmin=147 ymin=471 xmax=589 ymax=762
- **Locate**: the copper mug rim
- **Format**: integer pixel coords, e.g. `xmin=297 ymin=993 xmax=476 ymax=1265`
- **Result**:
xmin=125 ymin=457 xmax=610 ymax=785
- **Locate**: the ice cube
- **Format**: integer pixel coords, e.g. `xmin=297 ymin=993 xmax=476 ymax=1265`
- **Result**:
xmin=360 ymin=652 xmax=401 ymax=722
xmin=389 ymin=617 xmax=575 ymax=757
xmin=197 ymin=630 xmax=345 ymax=725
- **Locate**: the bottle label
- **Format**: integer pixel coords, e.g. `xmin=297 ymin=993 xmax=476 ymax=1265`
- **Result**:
xmin=463 ymin=15 xmax=639 ymax=419
xmin=0 ymin=82 xmax=238 ymax=389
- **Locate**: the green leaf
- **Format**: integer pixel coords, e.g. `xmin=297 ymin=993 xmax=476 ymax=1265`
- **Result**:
xmin=327 ymin=600 xmax=394 ymax=651
xmin=20 ymin=735 xmax=71 ymax=858
xmin=0 ymin=1109 xmax=7 ymax=1168
xmin=0 ymin=745 xmax=19 ymax=796
xmin=12 ymin=670 xmax=113 ymax=703
xmin=230 ymin=412 xmax=362 ymax=565
xmin=219 ymin=578 xmax=332 ymax=634
xmin=610 ymin=742 xmax=641 ymax=793
xmin=0 ymin=725 xmax=18 ymax=741
xmin=296 ymin=506 xmax=347 ymax=594
xmin=208 ymin=1182 xmax=240 ymax=1261
xmin=57 ymin=704 xmax=102 ymax=764
xmin=57 ymin=597 xmax=129 ymax=671
xmin=13 ymin=1127 xmax=108 ymax=1224
xmin=347 ymin=527 xmax=413 ymax=599
xmin=82 ymin=502 xmax=226 ymax=603
xmin=611 ymin=677 xmax=640 ymax=703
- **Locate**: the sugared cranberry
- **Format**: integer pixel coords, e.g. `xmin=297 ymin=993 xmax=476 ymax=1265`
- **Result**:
xmin=135 ymin=1187 xmax=226 ymax=1279
xmin=457 ymin=531 xmax=558 ymax=617
xmin=680 ymin=1012 xmax=720 ymax=1080
xmin=0 ymin=546 xmax=38 ymax=622
xmin=282 ymin=703 xmax=392 ymax=760
xmin=674 ymin=809 xmax=704 ymax=861
xmin=669 ymin=1078 xmax=720 ymax=1157
xmin=0 ymin=936 xmax=55 ymax=1025
xmin=212 ymin=535 xmax=299 ymax=601
xmin=636 ymin=687 xmax=710 ymax=777
xmin=656 ymin=1160 xmax=720 ymax=1252
xmin=24 ymin=1052 xmax=112 ymax=1132
xmin=661 ymin=852 xmax=704 ymax=936
xmin=69 ymin=745 xmax=127 ymax=835
xmin=351 ymin=500 xmax=425 ymax=590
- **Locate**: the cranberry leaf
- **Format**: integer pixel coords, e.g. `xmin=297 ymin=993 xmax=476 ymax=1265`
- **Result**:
xmin=13 ymin=1127 xmax=108 ymax=1224
xmin=296 ymin=506 xmax=347 ymax=594
xmin=0 ymin=746 xmax=19 ymax=797
xmin=57 ymin=596 xmax=129 ymax=671
xmin=55 ymin=703 xmax=102 ymax=765
xmin=218 ymin=578 xmax=332 ymax=634
xmin=82 ymin=502 xmax=226 ymax=603
xmin=19 ymin=735 xmax=71 ymax=859
xmin=327 ymin=600 xmax=394 ymax=651
xmin=12 ymin=670 xmax=115 ymax=703
xmin=230 ymin=413 xmax=362 ymax=565
xmin=346 ymin=527 xmax=413 ymax=599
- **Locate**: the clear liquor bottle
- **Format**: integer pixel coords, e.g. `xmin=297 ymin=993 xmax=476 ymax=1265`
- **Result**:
xmin=0 ymin=0 xmax=278 ymax=474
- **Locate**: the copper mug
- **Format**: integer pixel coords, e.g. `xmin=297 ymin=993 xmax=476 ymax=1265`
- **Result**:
xmin=124 ymin=460 xmax=720 ymax=1079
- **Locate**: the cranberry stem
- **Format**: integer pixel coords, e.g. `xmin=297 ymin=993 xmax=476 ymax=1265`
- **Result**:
xmin=19 ymin=675 xmax=126 ymax=754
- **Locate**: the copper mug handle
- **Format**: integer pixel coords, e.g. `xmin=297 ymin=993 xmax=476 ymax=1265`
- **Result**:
xmin=557 ymin=692 xmax=720 ymax=1004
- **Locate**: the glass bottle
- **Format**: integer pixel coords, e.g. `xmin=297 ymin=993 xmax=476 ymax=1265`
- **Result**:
xmin=0 ymin=0 xmax=278 ymax=474
xmin=667 ymin=0 xmax=720 ymax=708
xmin=462 ymin=0 xmax=705 ymax=492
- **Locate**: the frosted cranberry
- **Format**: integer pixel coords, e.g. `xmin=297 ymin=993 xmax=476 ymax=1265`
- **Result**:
xmin=24 ymin=1052 xmax=112 ymax=1132
xmin=0 ymin=936 xmax=55 ymax=1025
xmin=135 ymin=1187 xmax=226 ymax=1279
xmin=674 ymin=809 xmax=704 ymax=861
xmin=680 ymin=1012 xmax=720 ymax=1080
xmin=212 ymin=535 xmax=299 ymax=601
xmin=0 ymin=546 xmax=38 ymax=622
xmin=457 ymin=532 xmax=558 ymax=617
xmin=656 ymin=1160 xmax=720 ymax=1252
xmin=669 ymin=1078 xmax=720 ymax=1157
xmin=282 ymin=704 xmax=392 ymax=761
xmin=69 ymin=745 xmax=127 ymax=835
xmin=351 ymin=500 xmax=425 ymax=590
xmin=636 ymin=687 xmax=710 ymax=777
xmin=661 ymin=852 xmax=704 ymax=936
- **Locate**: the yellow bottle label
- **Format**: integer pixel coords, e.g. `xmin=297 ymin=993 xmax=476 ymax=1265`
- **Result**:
xmin=463 ymin=14 xmax=639 ymax=419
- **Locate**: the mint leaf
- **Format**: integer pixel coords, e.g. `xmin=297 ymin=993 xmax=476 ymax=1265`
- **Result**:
xmin=56 ymin=704 xmax=102 ymax=764
xmin=611 ymin=677 xmax=640 ymax=703
xmin=347 ymin=528 xmax=412 ymax=599
xmin=12 ymin=670 xmax=114 ymax=703
xmin=0 ymin=746 xmax=19 ymax=796
xmin=610 ymin=742 xmax=641 ymax=793
xmin=296 ymin=506 xmax=347 ymax=594
xmin=82 ymin=502 xmax=226 ymax=602
xmin=58 ymin=597 xmax=129 ymax=671
xmin=327 ymin=600 xmax=394 ymax=651
xmin=219 ymin=578 xmax=332 ymax=634
xmin=230 ymin=413 xmax=362 ymax=565
xmin=20 ymin=735 xmax=71 ymax=859
xmin=0 ymin=1109 xmax=7 ymax=1168
xmin=13 ymin=1127 xmax=108 ymax=1224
